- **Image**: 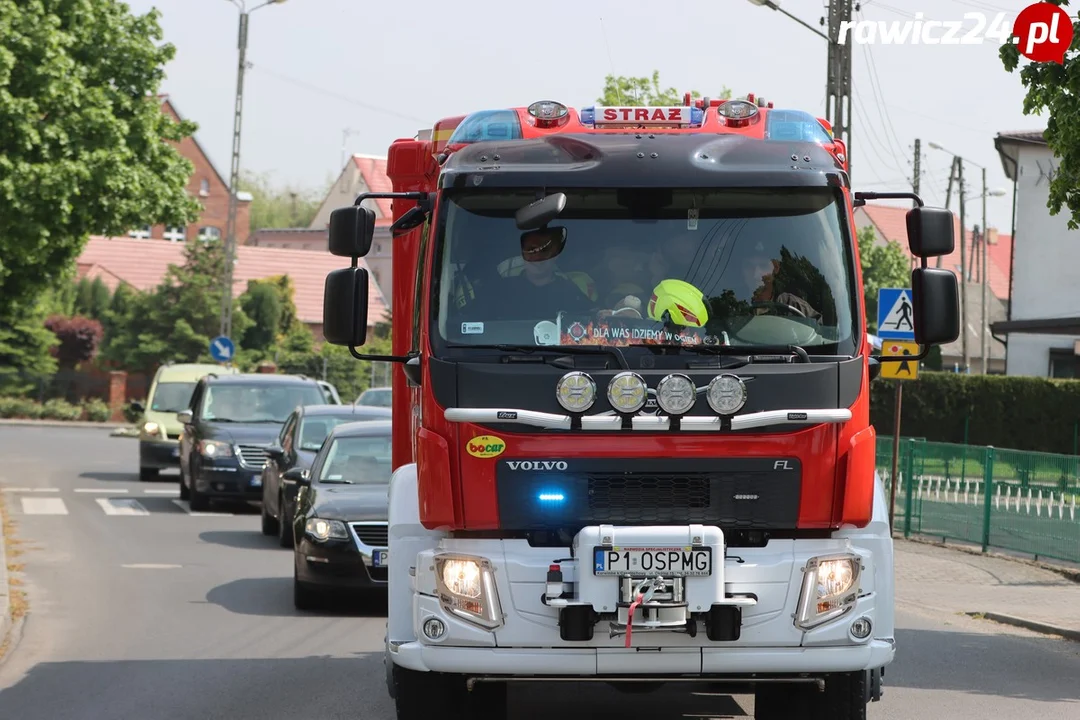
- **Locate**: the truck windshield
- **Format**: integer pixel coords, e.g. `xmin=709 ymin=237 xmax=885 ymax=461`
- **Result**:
xmin=431 ymin=188 xmax=859 ymax=356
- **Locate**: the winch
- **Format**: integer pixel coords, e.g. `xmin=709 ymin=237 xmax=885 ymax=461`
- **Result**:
xmin=610 ymin=575 xmax=692 ymax=647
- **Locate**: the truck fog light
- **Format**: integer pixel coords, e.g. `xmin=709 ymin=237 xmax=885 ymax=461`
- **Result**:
xmin=656 ymin=373 xmax=696 ymax=415
xmin=556 ymin=371 xmax=596 ymax=412
xmin=850 ymin=616 xmax=872 ymax=639
xmin=433 ymin=554 xmax=504 ymax=630
xmin=794 ymin=553 xmax=861 ymax=630
xmin=607 ymin=372 xmax=647 ymax=413
xmin=422 ymin=617 xmax=446 ymax=641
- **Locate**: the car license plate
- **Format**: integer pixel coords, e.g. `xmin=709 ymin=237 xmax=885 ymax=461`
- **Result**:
xmin=171 ymin=448 xmax=180 ymax=458
xmin=373 ymin=550 xmax=389 ymax=567
xmin=593 ymin=546 xmax=712 ymax=577
xmin=250 ymin=475 xmax=262 ymax=487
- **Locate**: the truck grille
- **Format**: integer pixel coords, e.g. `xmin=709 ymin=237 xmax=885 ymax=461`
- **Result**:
xmin=236 ymin=444 xmax=270 ymax=468
xmin=588 ymin=474 xmax=711 ymax=522
xmin=351 ymin=523 xmax=388 ymax=547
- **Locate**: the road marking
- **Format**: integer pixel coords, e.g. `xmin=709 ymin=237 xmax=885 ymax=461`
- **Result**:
xmin=143 ymin=488 xmax=180 ymax=495
xmin=76 ymin=488 xmax=128 ymax=494
xmin=20 ymin=497 xmax=69 ymax=515
xmin=121 ymin=564 xmax=182 ymax=569
xmin=170 ymin=499 xmax=233 ymax=517
xmin=2 ymin=487 xmax=60 ymax=493
xmin=96 ymin=498 xmax=150 ymax=516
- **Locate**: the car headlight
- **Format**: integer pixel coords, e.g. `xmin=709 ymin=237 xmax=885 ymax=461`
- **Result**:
xmin=607 ymin=372 xmax=647 ymax=414
xmin=555 ymin=371 xmax=596 ymax=413
xmin=433 ymin=554 xmax=503 ymax=629
xmin=198 ymin=439 xmax=233 ymax=458
xmin=142 ymin=421 xmax=161 ymax=437
xmin=794 ymin=554 xmax=862 ymax=630
xmin=656 ymin=373 xmax=696 ymax=415
xmin=305 ymin=518 xmax=349 ymax=542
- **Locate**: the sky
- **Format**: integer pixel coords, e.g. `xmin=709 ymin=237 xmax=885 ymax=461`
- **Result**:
xmin=127 ymin=0 xmax=1041 ymax=235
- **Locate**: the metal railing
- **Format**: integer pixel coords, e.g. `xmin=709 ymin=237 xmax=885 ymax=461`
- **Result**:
xmin=877 ymin=437 xmax=1080 ymax=563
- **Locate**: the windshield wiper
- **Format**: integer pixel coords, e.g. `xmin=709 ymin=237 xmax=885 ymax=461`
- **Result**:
xmin=318 ymin=479 xmax=355 ymax=485
xmin=446 ymin=343 xmax=629 ymax=369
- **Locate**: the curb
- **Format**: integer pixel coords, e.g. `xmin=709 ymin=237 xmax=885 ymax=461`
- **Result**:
xmin=895 ymin=533 xmax=1080 ymax=585
xmin=0 ymin=419 xmax=126 ymax=429
xmin=0 ymin=494 xmax=10 ymax=649
xmin=967 ymin=611 xmax=1080 ymax=643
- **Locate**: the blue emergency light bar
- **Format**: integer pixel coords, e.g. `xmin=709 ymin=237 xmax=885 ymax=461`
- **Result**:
xmin=447 ymin=109 xmax=523 ymax=145
xmin=764 ymin=109 xmax=834 ymax=144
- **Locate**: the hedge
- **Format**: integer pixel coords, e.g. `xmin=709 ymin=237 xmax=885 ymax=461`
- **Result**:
xmin=870 ymin=371 xmax=1080 ymax=455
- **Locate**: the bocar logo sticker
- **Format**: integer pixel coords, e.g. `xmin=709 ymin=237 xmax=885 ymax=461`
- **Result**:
xmin=466 ymin=435 xmax=506 ymax=459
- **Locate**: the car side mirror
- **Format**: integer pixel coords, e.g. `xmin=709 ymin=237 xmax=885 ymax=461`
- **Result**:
xmin=329 ymin=205 xmax=376 ymax=257
xmin=130 ymin=401 xmax=145 ymax=414
xmin=283 ymin=467 xmax=310 ymax=486
xmin=323 ymin=267 xmax=370 ymax=347
xmin=176 ymin=409 xmax=193 ymax=425
xmin=912 ymin=268 xmax=960 ymax=346
xmin=266 ymin=445 xmax=284 ymax=460
xmin=906 ymin=206 xmax=955 ymax=258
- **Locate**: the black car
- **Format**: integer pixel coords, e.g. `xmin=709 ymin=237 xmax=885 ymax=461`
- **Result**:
xmin=260 ymin=403 xmax=392 ymax=547
xmin=177 ymin=373 xmax=331 ymax=511
xmin=292 ymin=419 xmax=392 ymax=610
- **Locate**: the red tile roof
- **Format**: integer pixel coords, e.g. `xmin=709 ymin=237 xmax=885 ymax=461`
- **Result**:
xmin=352 ymin=155 xmax=394 ymax=227
xmin=858 ymin=204 xmax=1013 ymax=300
xmin=76 ymin=236 xmax=388 ymax=327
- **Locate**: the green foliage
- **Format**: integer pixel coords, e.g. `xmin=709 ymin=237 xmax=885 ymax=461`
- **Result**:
xmin=0 ymin=396 xmax=111 ymax=421
xmin=0 ymin=300 xmax=58 ymax=396
xmin=83 ymin=397 xmax=110 ymax=422
xmin=857 ymin=225 xmax=911 ymax=333
xmin=598 ymin=70 xmax=731 ymax=106
xmin=238 ymin=170 xmax=324 ymax=231
xmin=74 ymin=277 xmax=113 ymax=321
xmin=871 ymin=371 xmax=1080 ymax=454
xmin=240 ymin=281 xmax=283 ymax=353
xmin=0 ymin=0 xmax=202 ymax=317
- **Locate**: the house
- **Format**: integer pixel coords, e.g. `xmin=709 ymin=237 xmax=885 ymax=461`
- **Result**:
xmin=990 ymin=130 xmax=1080 ymax=378
xmin=855 ymin=204 xmax=1012 ymax=373
xmin=124 ymin=97 xmax=253 ymax=245
xmin=75 ymin=235 xmax=389 ymax=341
xmin=249 ymin=154 xmax=395 ymax=305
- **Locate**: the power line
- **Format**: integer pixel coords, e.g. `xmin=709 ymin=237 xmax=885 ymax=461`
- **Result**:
xmin=852 ymin=94 xmax=906 ymax=177
xmin=856 ymin=11 xmax=909 ymax=165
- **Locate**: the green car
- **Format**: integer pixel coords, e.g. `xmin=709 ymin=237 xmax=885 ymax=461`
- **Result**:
xmin=132 ymin=363 xmax=239 ymax=481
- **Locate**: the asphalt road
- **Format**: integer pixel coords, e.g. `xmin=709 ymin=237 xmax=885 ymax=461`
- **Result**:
xmin=1 ymin=426 xmax=1079 ymax=719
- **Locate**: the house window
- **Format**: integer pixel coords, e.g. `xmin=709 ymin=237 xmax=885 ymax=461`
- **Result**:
xmin=199 ymin=178 xmax=210 ymax=197
xmin=164 ymin=226 xmax=186 ymax=242
xmin=1049 ymin=350 xmax=1080 ymax=379
xmin=127 ymin=225 xmax=151 ymax=239
xmin=198 ymin=226 xmax=222 ymax=242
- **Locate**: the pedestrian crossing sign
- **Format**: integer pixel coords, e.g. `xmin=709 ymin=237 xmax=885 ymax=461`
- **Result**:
xmin=880 ymin=340 xmax=919 ymax=380
xmin=877 ymin=288 xmax=916 ymax=340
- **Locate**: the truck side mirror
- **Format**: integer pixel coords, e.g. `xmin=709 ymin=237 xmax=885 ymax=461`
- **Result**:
xmin=329 ymin=205 xmax=376 ymax=258
xmin=906 ymin=206 xmax=954 ymax=258
xmin=323 ymin=267 xmax=370 ymax=347
xmin=912 ymin=268 xmax=960 ymax=346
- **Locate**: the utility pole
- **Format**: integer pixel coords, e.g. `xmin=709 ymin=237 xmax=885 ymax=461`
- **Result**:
xmin=219 ymin=10 xmax=249 ymax=341
xmin=826 ymin=0 xmax=854 ymax=176
xmin=940 ymin=156 xmax=958 ymax=268
xmin=958 ymin=159 xmax=968 ymax=372
xmin=912 ymin=139 xmax=921 ymax=198
xmin=981 ymin=166 xmax=989 ymax=375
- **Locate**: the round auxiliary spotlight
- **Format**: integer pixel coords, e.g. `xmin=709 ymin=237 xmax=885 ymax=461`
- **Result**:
xmin=555 ymin=371 xmax=596 ymax=413
xmin=706 ymin=374 xmax=747 ymax=416
xmin=606 ymin=372 xmax=648 ymax=414
xmin=655 ymin=374 xmax=696 ymax=416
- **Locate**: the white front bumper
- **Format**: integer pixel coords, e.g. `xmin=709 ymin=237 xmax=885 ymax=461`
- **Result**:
xmin=394 ymin=526 xmax=895 ymax=677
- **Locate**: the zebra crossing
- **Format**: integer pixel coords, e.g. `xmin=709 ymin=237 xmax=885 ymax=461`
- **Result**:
xmin=2 ymin=485 xmax=242 ymax=517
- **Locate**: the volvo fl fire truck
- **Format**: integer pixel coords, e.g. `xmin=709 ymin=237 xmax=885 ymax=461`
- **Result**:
xmin=320 ymin=94 xmax=960 ymax=720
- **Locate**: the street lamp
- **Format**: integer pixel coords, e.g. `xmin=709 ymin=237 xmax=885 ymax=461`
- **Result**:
xmin=928 ymin=142 xmax=1001 ymax=374
xmin=747 ymin=0 xmax=830 ymax=40
xmin=219 ymin=0 xmax=288 ymax=342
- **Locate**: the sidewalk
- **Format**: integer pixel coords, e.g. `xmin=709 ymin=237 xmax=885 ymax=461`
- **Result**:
xmin=895 ymin=539 xmax=1080 ymax=639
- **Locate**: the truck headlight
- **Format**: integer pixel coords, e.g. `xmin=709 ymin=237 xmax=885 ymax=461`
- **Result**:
xmin=794 ymin=554 xmax=861 ymax=630
xmin=433 ymin=554 xmax=503 ymax=630
xmin=198 ymin=439 xmax=233 ymax=458
xmin=305 ymin=518 xmax=349 ymax=542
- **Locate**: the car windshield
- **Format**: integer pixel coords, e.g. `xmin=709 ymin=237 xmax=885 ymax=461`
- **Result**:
xmin=431 ymin=188 xmax=859 ymax=355
xmin=357 ymin=389 xmax=391 ymax=407
xmin=298 ymin=415 xmax=386 ymax=451
xmin=201 ymin=384 xmax=325 ymax=424
xmin=150 ymin=382 xmax=196 ymax=413
xmin=317 ymin=434 xmax=393 ymax=484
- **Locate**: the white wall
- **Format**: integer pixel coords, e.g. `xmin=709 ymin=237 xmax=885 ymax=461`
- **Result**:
xmin=1007 ymin=143 xmax=1080 ymax=376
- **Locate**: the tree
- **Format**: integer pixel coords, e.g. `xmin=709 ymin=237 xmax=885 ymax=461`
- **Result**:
xmin=238 ymin=171 xmax=324 ymax=232
xmin=598 ymin=70 xmax=731 ymax=106
xmin=44 ymin=315 xmax=104 ymax=369
xmin=74 ymin=277 xmax=112 ymax=321
xmin=1000 ymin=1 xmax=1080 ymax=228
xmin=0 ymin=299 xmax=58 ymax=397
xmin=0 ymin=1 xmax=203 ymax=319
xmin=857 ymin=225 xmax=911 ymax=334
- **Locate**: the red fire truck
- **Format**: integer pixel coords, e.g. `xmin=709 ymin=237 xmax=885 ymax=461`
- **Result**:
xmin=320 ymin=95 xmax=959 ymax=719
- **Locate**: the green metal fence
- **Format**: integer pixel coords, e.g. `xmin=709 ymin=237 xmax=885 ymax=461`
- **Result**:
xmin=876 ymin=437 xmax=1080 ymax=564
